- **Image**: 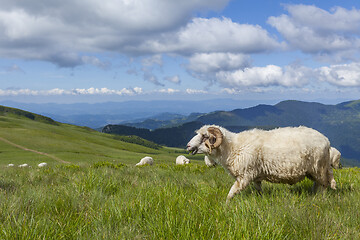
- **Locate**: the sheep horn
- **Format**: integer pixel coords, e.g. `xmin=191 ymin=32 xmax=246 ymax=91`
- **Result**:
xmin=205 ymin=127 xmax=223 ymax=152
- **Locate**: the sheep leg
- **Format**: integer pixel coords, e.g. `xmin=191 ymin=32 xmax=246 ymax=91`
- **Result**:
xmin=312 ymin=182 xmax=326 ymax=193
xmin=311 ymin=166 xmax=330 ymax=193
xmin=226 ymin=177 xmax=251 ymax=203
xmin=253 ymin=181 xmax=262 ymax=194
xmin=328 ymin=168 xmax=336 ymax=190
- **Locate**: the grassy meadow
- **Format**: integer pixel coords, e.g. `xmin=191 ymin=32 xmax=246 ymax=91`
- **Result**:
xmin=1 ymin=110 xmax=360 ymax=239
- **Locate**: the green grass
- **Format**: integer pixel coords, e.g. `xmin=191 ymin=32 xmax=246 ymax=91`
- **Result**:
xmin=1 ymin=108 xmax=360 ymax=239
xmin=0 ymin=165 xmax=359 ymax=239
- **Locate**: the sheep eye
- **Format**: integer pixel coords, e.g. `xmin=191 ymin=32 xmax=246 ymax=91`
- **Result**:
xmin=202 ymin=136 xmax=209 ymax=142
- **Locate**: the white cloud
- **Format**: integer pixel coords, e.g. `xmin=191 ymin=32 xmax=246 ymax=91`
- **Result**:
xmin=0 ymin=88 xmax=39 ymax=96
xmin=221 ymin=88 xmax=240 ymax=94
xmin=156 ymin=88 xmax=180 ymax=94
xmin=186 ymin=89 xmax=208 ymax=94
xmin=187 ymin=52 xmax=251 ymax=81
xmin=0 ymin=1 xmax=230 ymax=67
xmin=185 ymin=51 xmax=314 ymax=89
xmin=188 ymin=53 xmax=250 ymax=73
xmin=284 ymin=4 xmax=360 ymax=33
xmin=137 ymin=17 xmax=281 ymax=55
xmin=268 ymin=4 xmax=360 ymax=61
xmin=318 ymin=62 xmax=360 ymax=87
xmin=215 ymin=64 xmax=312 ymax=88
xmin=213 ymin=61 xmax=360 ymax=89
xmin=164 ymin=75 xmax=181 ymax=84
xmin=0 ymin=87 xmax=143 ymax=96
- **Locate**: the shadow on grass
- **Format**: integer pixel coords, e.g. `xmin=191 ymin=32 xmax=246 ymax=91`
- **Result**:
xmin=237 ymin=179 xmax=346 ymax=198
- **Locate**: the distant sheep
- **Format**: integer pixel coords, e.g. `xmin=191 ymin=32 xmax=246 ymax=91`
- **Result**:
xmin=7 ymin=164 xmax=15 ymax=167
xmin=204 ymin=155 xmax=217 ymax=167
xmin=187 ymin=125 xmax=334 ymax=203
xmin=38 ymin=162 xmax=48 ymax=168
xmin=135 ymin=156 xmax=154 ymax=166
xmin=18 ymin=164 xmax=29 ymax=168
xmin=176 ymin=155 xmax=190 ymax=165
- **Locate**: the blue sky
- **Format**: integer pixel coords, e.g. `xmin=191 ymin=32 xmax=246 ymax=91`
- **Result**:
xmin=1 ymin=0 xmax=360 ymax=103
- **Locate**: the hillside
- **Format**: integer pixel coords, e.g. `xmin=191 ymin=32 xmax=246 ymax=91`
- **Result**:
xmin=0 ymin=105 xmax=58 ymax=125
xmin=0 ymin=105 xmax=185 ymax=166
xmin=103 ymin=121 xmax=205 ymax=147
xmin=1 ymin=99 xmax=265 ymax=128
xmin=103 ymin=100 xmax=360 ymax=166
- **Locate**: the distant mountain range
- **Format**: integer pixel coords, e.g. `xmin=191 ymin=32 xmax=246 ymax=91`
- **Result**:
xmin=2 ymin=99 xmax=360 ymax=166
xmin=0 ymin=99 xmax=271 ymax=128
xmin=103 ymin=100 xmax=360 ymax=166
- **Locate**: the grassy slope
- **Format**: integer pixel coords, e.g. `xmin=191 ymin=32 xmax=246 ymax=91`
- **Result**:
xmin=0 ymin=111 xmax=193 ymax=167
xmin=1 ymin=107 xmax=359 ymax=239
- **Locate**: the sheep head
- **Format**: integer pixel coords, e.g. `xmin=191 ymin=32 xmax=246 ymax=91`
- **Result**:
xmin=187 ymin=125 xmax=223 ymax=155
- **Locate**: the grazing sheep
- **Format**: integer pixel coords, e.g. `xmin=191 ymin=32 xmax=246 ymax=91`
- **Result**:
xmin=204 ymin=155 xmax=217 ymax=167
xmin=38 ymin=162 xmax=48 ymax=168
xmin=135 ymin=156 xmax=154 ymax=166
xmin=187 ymin=125 xmax=333 ymax=202
xmin=176 ymin=155 xmax=190 ymax=165
xmin=328 ymin=147 xmax=341 ymax=189
xmin=18 ymin=164 xmax=29 ymax=168
xmin=7 ymin=164 xmax=15 ymax=167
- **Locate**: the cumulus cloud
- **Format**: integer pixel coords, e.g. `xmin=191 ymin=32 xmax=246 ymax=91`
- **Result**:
xmin=137 ymin=17 xmax=282 ymax=55
xmin=0 ymin=0 xmax=230 ymax=67
xmin=215 ymin=65 xmax=311 ymax=88
xmin=0 ymin=87 xmax=143 ymax=96
xmin=186 ymin=52 xmax=312 ymax=88
xmin=317 ymin=62 xmax=360 ymax=87
xmin=268 ymin=4 xmax=360 ymax=61
xmin=187 ymin=52 xmax=251 ymax=82
xmin=211 ymin=61 xmax=360 ymax=89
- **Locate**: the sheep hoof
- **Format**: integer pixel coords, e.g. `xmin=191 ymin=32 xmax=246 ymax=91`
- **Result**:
xmin=330 ymin=180 xmax=337 ymax=190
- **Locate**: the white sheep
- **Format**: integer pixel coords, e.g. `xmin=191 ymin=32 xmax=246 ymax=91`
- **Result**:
xmin=176 ymin=155 xmax=190 ymax=165
xmin=18 ymin=164 xmax=29 ymax=168
xmin=187 ymin=125 xmax=333 ymax=203
xmin=135 ymin=156 xmax=154 ymax=166
xmin=204 ymin=155 xmax=217 ymax=167
xmin=38 ymin=162 xmax=48 ymax=168
xmin=7 ymin=164 xmax=15 ymax=167
xmin=328 ymin=147 xmax=341 ymax=189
